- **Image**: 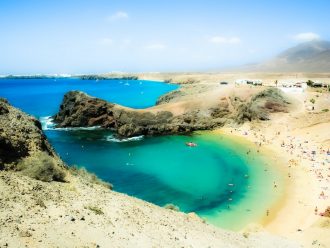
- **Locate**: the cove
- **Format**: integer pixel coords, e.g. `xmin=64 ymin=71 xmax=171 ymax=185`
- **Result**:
xmin=46 ymin=129 xmax=284 ymax=230
xmin=0 ymin=78 xmax=285 ymax=230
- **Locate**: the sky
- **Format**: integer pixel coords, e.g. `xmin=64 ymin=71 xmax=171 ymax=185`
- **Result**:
xmin=0 ymin=0 xmax=330 ymax=74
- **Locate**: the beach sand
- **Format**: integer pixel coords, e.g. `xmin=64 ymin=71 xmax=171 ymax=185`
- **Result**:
xmin=0 ymin=169 xmax=301 ymax=248
xmin=195 ymin=130 xmax=288 ymax=231
xmin=216 ymin=106 xmax=330 ymax=246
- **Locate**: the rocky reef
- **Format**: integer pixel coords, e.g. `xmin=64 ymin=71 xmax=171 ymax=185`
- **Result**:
xmin=53 ymin=88 xmax=290 ymax=138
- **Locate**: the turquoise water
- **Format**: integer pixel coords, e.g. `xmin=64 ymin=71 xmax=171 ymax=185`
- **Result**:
xmin=47 ymin=130 xmax=249 ymax=213
xmin=0 ymin=78 xmax=284 ymax=230
xmin=0 ymin=78 xmax=178 ymax=116
xmin=46 ymin=129 xmax=284 ymax=230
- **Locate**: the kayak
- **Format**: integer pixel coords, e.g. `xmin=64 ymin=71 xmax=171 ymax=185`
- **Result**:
xmin=186 ymin=142 xmax=197 ymax=147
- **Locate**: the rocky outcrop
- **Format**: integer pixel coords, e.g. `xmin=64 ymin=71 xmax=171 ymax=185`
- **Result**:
xmin=79 ymin=74 xmax=139 ymax=80
xmin=0 ymin=98 xmax=65 ymax=181
xmin=235 ymin=88 xmax=290 ymax=123
xmin=54 ymin=88 xmax=290 ymax=138
xmin=54 ymin=91 xmax=229 ymax=137
xmin=156 ymin=89 xmax=184 ymax=105
xmin=0 ymin=99 xmax=58 ymax=165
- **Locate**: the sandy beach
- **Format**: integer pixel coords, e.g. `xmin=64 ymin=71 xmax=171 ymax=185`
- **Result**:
xmin=216 ymin=107 xmax=330 ymax=246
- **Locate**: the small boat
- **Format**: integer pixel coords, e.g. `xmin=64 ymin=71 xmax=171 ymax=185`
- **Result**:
xmin=186 ymin=142 xmax=197 ymax=147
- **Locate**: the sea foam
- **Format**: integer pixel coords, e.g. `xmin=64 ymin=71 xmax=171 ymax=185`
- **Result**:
xmin=39 ymin=116 xmax=56 ymax=130
xmin=39 ymin=116 xmax=101 ymax=131
xmin=105 ymin=135 xmax=144 ymax=142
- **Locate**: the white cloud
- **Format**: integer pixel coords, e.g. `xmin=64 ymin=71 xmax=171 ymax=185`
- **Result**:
xmin=145 ymin=43 xmax=166 ymax=50
xmin=123 ymin=39 xmax=131 ymax=45
xmin=209 ymin=36 xmax=241 ymax=44
xmin=293 ymin=32 xmax=320 ymax=42
xmin=100 ymin=38 xmax=113 ymax=45
xmin=118 ymin=39 xmax=132 ymax=49
xmin=108 ymin=11 xmax=129 ymax=21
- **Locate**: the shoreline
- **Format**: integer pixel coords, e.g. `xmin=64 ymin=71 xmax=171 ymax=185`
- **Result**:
xmin=202 ymin=129 xmax=289 ymax=231
xmin=215 ymin=115 xmax=330 ymax=246
xmin=217 ymin=129 xmax=290 ymax=225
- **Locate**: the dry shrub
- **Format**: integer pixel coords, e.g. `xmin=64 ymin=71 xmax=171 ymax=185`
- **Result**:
xmin=264 ymin=101 xmax=286 ymax=112
xmin=69 ymin=166 xmax=113 ymax=190
xmin=163 ymin=203 xmax=180 ymax=211
xmin=17 ymin=152 xmax=66 ymax=182
xmin=85 ymin=205 xmax=104 ymax=215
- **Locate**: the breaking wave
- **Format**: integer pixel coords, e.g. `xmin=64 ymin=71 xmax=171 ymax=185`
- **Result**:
xmin=105 ymin=135 xmax=144 ymax=142
xmin=39 ymin=116 xmax=101 ymax=131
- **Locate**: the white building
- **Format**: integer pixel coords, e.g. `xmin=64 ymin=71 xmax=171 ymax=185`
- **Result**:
xmin=235 ymin=79 xmax=263 ymax=86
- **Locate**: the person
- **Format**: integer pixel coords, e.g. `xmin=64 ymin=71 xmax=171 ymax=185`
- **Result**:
xmin=266 ymin=209 xmax=269 ymax=216
xmin=315 ymin=206 xmax=318 ymax=215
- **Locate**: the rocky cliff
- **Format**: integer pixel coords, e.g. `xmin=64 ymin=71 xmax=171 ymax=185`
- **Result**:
xmin=53 ymin=91 xmax=230 ymax=137
xmin=53 ymin=88 xmax=290 ymax=137
xmin=0 ymin=98 xmax=65 ymax=181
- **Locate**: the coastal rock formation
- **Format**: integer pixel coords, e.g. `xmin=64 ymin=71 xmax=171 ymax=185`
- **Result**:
xmin=0 ymin=98 xmax=65 ymax=180
xmin=79 ymin=74 xmax=139 ymax=80
xmin=0 ymin=98 xmax=59 ymax=165
xmin=53 ymin=91 xmax=229 ymax=137
xmin=235 ymin=88 xmax=290 ymax=123
xmin=54 ymin=88 xmax=289 ymax=137
xmin=156 ymin=89 xmax=185 ymax=105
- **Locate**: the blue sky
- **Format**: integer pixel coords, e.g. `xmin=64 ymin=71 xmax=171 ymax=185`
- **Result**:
xmin=1 ymin=0 xmax=329 ymax=74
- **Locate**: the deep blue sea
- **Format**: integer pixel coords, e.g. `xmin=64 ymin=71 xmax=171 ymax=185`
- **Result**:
xmin=0 ymin=78 xmax=284 ymax=230
xmin=0 ymin=78 xmax=178 ymax=117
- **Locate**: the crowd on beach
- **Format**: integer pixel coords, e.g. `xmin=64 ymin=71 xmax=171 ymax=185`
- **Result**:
xmin=228 ymin=124 xmax=330 ymax=219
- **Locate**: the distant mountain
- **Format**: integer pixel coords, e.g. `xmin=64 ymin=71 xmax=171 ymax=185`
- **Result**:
xmin=241 ymin=40 xmax=330 ymax=72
